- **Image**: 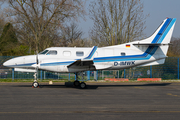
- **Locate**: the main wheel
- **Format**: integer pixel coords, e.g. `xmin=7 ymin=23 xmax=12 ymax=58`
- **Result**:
xmin=32 ymin=82 xmax=39 ymax=88
xmin=80 ymin=82 xmax=86 ymax=89
xmin=74 ymin=81 xmax=80 ymax=87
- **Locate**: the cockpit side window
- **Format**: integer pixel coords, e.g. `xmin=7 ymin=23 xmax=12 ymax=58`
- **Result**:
xmin=46 ymin=50 xmax=57 ymax=55
xmin=39 ymin=50 xmax=49 ymax=54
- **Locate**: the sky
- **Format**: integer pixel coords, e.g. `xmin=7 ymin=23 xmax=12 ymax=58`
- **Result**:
xmin=1 ymin=0 xmax=180 ymax=39
xmin=79 ymin=0 xmax=180 ymax=39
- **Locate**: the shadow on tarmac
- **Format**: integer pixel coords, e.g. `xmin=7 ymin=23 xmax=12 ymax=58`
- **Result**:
xmin=12 ymin=82 xmax=171 ymax=90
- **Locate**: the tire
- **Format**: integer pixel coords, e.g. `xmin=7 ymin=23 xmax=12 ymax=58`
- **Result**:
xmin=74 ymin=81 xmax=80 ymax=87
xmin=80 ymin=82 xmax=86 ymax=89
xmin=32 ymin=82 xmax=39 ymax=88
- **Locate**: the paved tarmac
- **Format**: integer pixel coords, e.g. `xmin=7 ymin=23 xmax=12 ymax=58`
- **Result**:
xmin=0 ymin=82 xmax=180 ymax=120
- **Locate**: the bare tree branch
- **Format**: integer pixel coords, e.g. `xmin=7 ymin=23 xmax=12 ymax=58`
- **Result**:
xmin=5 ymin=0 xmax=85 ymax=52
xmin=89 ymin=0 xmax=148 ymax=46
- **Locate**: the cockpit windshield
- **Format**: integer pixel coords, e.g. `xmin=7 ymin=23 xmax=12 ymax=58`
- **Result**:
xmin=39 ymin=50 xmax=49 ymax=55
xmin=39 ymin=50 xmax=57 ymax=55
xmin=46 ymin=50 xmax=57 ymax=55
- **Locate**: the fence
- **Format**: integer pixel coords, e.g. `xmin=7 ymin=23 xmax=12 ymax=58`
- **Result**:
xmin=0 ymin=56 xmax=179 ymax=81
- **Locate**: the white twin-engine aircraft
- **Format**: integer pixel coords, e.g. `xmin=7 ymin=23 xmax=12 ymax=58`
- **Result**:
xmin=3 ymin=18 xmax=176 ymax=88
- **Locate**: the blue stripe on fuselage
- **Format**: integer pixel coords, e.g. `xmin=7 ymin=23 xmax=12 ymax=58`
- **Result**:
xmin=40 ymin=61 xmax=74 ymax=66
xmin=7 ymin=62 xmax=36 ymax=67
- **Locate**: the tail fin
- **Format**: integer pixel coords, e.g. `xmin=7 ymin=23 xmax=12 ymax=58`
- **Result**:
xmin=134 ymin=18 xmax=176 ymax=66
xmin=136 ymin=18 xmax=176 ymax=44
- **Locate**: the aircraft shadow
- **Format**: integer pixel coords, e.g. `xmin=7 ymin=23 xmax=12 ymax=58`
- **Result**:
xmin=84 ymin=83 xmax=171 ymax=89
xmin=12 ymin=82 xmax=171 ymax=90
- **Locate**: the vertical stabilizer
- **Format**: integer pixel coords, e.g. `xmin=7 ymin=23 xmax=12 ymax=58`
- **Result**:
xmin=140 ymin=18 xmax=176 ymax=44
xmin=137 ymin=18 xmax=176 ymax=66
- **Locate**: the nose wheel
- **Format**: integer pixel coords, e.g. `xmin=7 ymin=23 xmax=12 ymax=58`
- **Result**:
xmin=32 ymin=82 xmax=39 ymax=88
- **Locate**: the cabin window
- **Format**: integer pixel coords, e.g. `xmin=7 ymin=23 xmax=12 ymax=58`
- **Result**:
xmin=76 ymin=51 xmax=84 ymax=56
xmin=46 ymin=50 xmax=57 ymax=55
xmin=121 ymin=52 xmax=126 ymax=56
xmin=39 ymin=50 xmax=49 ymax=55
xmin=63 ymin=51 xmax=71 ymax=56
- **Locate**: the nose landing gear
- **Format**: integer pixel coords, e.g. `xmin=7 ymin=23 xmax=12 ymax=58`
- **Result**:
xmin=32 ymin=72 xmax=39 ymax=88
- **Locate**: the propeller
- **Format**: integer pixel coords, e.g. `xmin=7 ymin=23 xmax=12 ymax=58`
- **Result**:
xmin=34 ymin=50 xmax=39 ymax=81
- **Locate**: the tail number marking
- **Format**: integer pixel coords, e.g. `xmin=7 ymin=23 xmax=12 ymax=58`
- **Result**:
xmin=114 ymin=61 xmax=135 ymax=66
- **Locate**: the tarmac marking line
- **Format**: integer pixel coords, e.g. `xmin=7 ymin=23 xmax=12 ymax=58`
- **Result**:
xmin=167 ymin=93 xmax=180 ymax=97
xmin=1 ymin=111 xmax=180 ymax=114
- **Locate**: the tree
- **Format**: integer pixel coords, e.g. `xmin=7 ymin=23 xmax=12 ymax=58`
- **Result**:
xmin=0 ymin=1 xmax=5 ymax=36
xmin=0 ymin=22 xmax=29 ymax=56
xmin=0 ymin=14 xmax=5 ymax=36
xmin=58 ymin=22 xmax=84 ymax=47
xmin=0 ymin=23 xmax=18 ymax=55
xmin=5 ymin=0 xmax=85 ymax=53
xmin=167 ymin=37 xmax=180 ymax=57
xmin=89 ymin=0 xmax=147 ymax=46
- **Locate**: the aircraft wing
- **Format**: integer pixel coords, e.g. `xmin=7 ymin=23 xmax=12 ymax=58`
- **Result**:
xmin=68 ymin=59 xmax=94 ymax=68
xmin=67 ymin=46 xmax=97 ymax=69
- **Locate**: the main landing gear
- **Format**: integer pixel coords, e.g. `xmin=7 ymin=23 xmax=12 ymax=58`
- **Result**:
xmin=73 ymin=72 xmax=87 ymax=89
xmin=73 ymin=81 xmax=87 ymax=89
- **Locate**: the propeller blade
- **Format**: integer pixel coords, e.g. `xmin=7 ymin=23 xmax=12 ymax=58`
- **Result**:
xmin=36 ymin=54 xmax=38 ymax=65
xmin=36 ymin=51 xmax=39 ymax=80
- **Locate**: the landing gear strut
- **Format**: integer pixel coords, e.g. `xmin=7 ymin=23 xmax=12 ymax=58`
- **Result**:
xmin=32 ymin=72 xmax=39 ymax=88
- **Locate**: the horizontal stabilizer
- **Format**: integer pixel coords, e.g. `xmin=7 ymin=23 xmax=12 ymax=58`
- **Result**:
xmin=133 ymin=43 xmax=171 ymax=46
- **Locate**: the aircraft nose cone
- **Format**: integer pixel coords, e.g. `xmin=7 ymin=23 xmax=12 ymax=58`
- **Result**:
xmin=3 ymin=60 xmax=12 ymax=67
xmin=3 ymin=55 xmax=37 ymax=68
xmin=3 ymin=61 xmax=10 ymax=66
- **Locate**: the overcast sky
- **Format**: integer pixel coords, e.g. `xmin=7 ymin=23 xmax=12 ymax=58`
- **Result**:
xmin=79 ymin=0 xmax=180 ymax=39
